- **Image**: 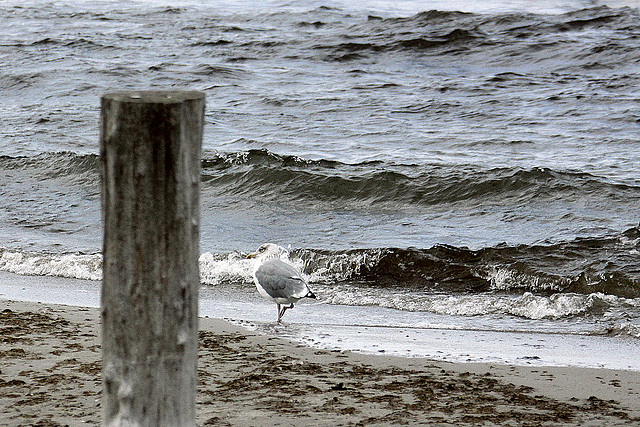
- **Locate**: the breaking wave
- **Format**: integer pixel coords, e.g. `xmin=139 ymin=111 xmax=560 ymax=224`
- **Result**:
xmin=2 ymin=226 xmax=638 ymax=299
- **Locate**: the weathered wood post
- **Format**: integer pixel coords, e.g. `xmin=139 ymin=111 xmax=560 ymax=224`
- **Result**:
xmin=100 ymin=91 xmax=204 ymax=426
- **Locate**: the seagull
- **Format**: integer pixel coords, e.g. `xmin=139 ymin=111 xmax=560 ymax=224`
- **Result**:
xmin=247 ymin=243 xmax=316 ymax=323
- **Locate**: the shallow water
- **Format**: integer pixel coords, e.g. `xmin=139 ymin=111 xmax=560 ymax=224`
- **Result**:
xmin=1 ymin=271 xmax=638 ymax=370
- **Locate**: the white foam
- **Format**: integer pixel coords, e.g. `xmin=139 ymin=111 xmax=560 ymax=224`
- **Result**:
xmin=324 ymin=286 xmax=629 ymax=320
xmin=0 ymin=250 xmax=102 ymax=281
xmin=198 ymin=251 xmax=253 ymax=285
xmin=509 ymin=292 xmax=614 ymax=319
xmin=610 ymin=322 xmax=640 ymax=338
xmin=1 ymin=248 xmax=637 ymax=326
xmin=484 ymin=266 xmax=566 ymax=292
xmin=198 ymin=246 xmax=311 ymax=286
xmin=305 ymin=249 xmax=384 ymax=284
xmin=0 ymin=247 xmax=307 ymax=287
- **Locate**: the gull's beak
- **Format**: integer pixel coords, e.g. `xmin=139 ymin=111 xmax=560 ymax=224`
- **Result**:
xmin=246 ymin=252 xmax=256 ymax=259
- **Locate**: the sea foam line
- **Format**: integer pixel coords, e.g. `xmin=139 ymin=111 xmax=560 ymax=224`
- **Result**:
xmin=0 ymin=249 xmax=102 ymax=281
xmin=0 ymin=249 xmax=256 ymax=285
xmin=321 ymin=284 xmax=638 ymax=320
xmin=2 ymin=248 xmax=639 ymax=328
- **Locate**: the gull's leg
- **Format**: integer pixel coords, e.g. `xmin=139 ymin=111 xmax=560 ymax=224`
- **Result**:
xmin=279 ymin=304 xmax=295 ymax=322
xmin=278 ymin=305 xmax=287 ymax=323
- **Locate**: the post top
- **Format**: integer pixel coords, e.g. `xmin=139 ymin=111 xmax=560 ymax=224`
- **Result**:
xmin=102 ymin=90 xmax=205 ymax=104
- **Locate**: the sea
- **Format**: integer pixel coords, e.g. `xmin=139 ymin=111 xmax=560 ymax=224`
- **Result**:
xmin=1 ymin=0 xmax=639 ymax=370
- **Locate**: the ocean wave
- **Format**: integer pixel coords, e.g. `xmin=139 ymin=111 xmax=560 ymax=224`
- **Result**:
xmin=201 ymin=150 xmax=640 ymax=211
xmin=2 ymin=153 xmax=638 ymax=297
xmin=4 ymin=227 xmax=637 ymax=299
xmin=313 ymin=6 xmax=640 ymax=64
xmin=0 ymin=247 xmax=296 ymax=289
xmin=198 ymin=251 xmax=253 ymax=286
xmin=294 ymin=230 xmax=640 ymax=299
xmin=0 ymin=152 xmax=99 ymax=185
xmin=2 ymin=234 xmax=639 ymax=327
xmin=0 ymin=249 xmax=102 ymax=281
xmin=3 ymin=150 xmax=639 ymax=214
xmin=322 ymin=288 xmax=626 ymax=320
xmin=177 ymin=5 xmax=640 ymax=67
xmin=602 ymin=322 xmax=640 ymax=339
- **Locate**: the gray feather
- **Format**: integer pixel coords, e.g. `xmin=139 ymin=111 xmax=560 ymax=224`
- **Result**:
xmin=254 ymin=259 xmax=310 ymax=301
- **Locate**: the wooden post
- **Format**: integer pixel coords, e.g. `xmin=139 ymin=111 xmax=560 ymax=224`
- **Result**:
xmin=100 ymin=91 xmax=204 ymax=427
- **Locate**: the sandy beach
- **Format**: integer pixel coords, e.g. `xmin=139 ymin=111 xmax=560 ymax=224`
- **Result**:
xmin=1 ymin=298 xmax=639 ymax=426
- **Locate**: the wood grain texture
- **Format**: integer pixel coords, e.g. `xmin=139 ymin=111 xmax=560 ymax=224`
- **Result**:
xmin=100 ymin=91 xmax=204 ymax=427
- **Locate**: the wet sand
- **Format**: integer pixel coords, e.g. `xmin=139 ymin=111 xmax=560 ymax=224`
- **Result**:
xmin=1 ymin=298 xmax=639 ymax=426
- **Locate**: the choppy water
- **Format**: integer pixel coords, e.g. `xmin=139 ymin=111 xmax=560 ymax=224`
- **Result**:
xmin=1 ymin=0 xmax=639 ymax=357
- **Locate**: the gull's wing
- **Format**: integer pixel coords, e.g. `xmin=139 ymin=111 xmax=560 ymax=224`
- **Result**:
xmin=254 ymin=259 xmax=310 ymax=301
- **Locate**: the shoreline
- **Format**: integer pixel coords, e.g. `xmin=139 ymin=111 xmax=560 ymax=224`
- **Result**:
xmin=2 ymin=270 xmax=638 ymax=371
xmin=1 ymin=298 xmax=639 ymax=426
